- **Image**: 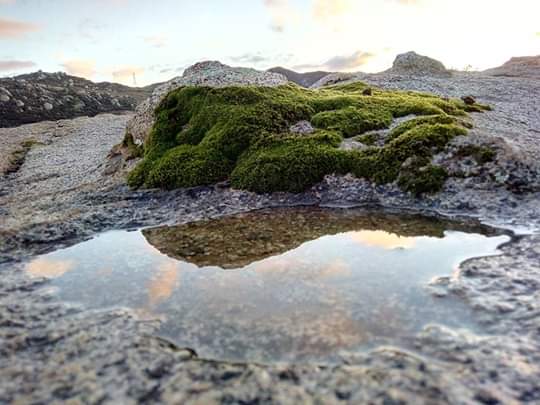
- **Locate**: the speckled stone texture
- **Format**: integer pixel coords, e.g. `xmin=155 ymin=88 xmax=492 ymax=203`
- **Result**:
xmin=1 ymin=68 xmax=540 ymax=403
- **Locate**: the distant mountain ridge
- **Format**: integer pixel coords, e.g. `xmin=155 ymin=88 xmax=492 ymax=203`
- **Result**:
xmin=0 ymin=71 xmax=159 ymax=128
xmin=267 ymin=67 xmax=331 ymax=87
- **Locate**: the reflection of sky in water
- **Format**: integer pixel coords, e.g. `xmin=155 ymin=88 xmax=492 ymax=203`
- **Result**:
xmin=25 ymin=223 xmax=509 ymax=364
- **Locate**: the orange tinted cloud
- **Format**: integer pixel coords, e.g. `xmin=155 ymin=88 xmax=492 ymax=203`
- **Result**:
xmin=111 ymin=66 xmax=144 ymax=85
xmin=348 ymin=231 xmax=416 ymax=249
xmin=263 ymin=0 xmax=299 ymax=32
xmin=147 ymin=261 xmax=179 ymax=308
xmin=61 ymin=59 xmax=97 ymax=78
xmin=0 ymin=60 xmax=36 ymax=71
xmin=0 ymin=18 xmax=39 ymax=39
xmin=26 ymin=258 xmax=74 ymax=278
xmin=312 ymin=0 xmax=352 ymax=22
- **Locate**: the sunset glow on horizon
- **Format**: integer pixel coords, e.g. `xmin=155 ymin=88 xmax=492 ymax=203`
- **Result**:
xmin=1 ymin=0 xmax=539 ymax=85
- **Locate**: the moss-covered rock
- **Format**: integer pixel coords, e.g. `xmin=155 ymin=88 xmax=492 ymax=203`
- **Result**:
xmin=127 ymin=83 xmax=485 ymax=194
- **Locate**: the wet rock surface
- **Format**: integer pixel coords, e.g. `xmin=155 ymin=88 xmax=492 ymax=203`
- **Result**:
xmin=0 ymin=71 xmax=157 ymax=127
xmin=1 ymin=70 xmax=540 ymax=403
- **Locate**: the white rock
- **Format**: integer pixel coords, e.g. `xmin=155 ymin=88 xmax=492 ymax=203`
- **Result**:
xmin=43 ymin=102 xmax=53 ymax=110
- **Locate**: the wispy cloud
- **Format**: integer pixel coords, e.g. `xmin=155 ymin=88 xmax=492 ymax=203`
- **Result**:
xmin=0 ymin=60 xmax=36 ymax=71
xmin=295 ymin=50 xmax=375 ymax=72
xmin=263 ymin=0 xmax=299 ymax=33
xmin=112 ymin=66 xmax=145 ymax=85
xmin=0 ymin=18 xmax=40 ymax=39
xmin=61 ymin=59 xmax=97 ymax=78
xmin=143 ymin=35 xmax=167 ymax=48
xmin=312 ymin=0 xmax=352 ymax=23
xmin=230 ymin=52 xmax=269 ymax=64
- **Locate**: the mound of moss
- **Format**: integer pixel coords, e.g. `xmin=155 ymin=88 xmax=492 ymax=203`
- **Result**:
xmin=127 ymin=82 xmax=488 ymax=195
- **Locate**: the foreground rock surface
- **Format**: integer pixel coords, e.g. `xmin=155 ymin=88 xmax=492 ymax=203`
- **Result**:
xmin=126 ymin=61 xmax=287 ymax=146
xmin=0 ymin=71 xmax=156 ymax=128
xmin=1 ymin=67 xmax=540 ymax=403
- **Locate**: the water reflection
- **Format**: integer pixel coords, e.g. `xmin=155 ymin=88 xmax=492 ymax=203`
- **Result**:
xmin=24 ymin=207 xmax=510 ymax=364
xmin=26 ymin=258 xmax=74 ymax=278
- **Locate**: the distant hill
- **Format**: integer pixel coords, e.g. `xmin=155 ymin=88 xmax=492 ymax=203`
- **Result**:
xmin=483 ymin=56 xmax=540 ymax=79
xmin=0 ymin=71 xmax=159 ymax=128
xmin=268 ymin=67 xmax=331 ymax=87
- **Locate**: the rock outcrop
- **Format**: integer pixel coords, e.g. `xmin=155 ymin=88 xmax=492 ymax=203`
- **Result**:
xmin=267 ymin=67 xmax=331 ymax=87
xmin=125 ymin=61 xmax=287 ymax=146
xmin=127 ymin=61 xmax=287 ymax=145
xmin=0 ymin=71 xmax=157 ymax=128
xmin=386 ymin=51 xmax=451 ymax=77
xmin=483 ymin=55 xmax=540 ymax=79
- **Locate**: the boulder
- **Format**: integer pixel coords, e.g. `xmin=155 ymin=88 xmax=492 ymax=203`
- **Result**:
xmin=0 ymin=71 xmax=158 ymax=128
xmin=126 ymin=61 xmax=288 ymax=146
xmin=483 ymin=56 xmax=540 ymax=79
xmin=387 ymin=51 xmax=451 ymax=77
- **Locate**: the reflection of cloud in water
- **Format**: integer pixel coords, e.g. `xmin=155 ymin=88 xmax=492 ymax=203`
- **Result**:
xmin=147 ymin=261 xmax=179 ymax=308
xmin=348 ymin=230 xmax=416 ymax=249
xmin=26 ymin=258 xmax=74 ymax=278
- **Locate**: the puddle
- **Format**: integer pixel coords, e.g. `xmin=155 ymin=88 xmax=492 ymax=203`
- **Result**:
xmin=25 ymin=207 xmax=510 ymax=364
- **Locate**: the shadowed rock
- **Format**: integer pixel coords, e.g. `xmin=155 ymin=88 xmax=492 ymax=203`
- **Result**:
xmin=267 ymin=67 xmax=331 ymax=87
xmin=0 ymin=71 xmax=157 ymax=128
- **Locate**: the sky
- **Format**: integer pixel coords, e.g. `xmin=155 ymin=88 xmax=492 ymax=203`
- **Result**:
xmin=1 ymin=0 xmax=539 ymax=86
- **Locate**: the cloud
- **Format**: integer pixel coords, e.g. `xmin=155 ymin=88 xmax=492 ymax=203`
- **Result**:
xmin=112 ymin=65 xmax=145 ymax=85
xmin=0 ymin=18 xmax=40 ymax=39
xmin=144 ymin=35 xmax=167 ymax=48
xmin=0 ymin=60 xmax=36 ymax=72
xmin=295 ymin=50 xmax=375 ymax=72
xmin=0 ymin=0 xmax=16 ymax=4
xmin=61 ymin=59 xmax=97 ymax=78
xmin=230 ymin=52 xmax=269 ymax=64
xmin=263 ymin=0 xmax=298 ymax=32
xmin=26 ymin=258 xmax=74 ymax=279
xmin=312 ymin=0 xmax=352 ymax=23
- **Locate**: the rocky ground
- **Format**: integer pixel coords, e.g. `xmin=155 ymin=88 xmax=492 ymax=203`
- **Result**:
xmin=0 ymin=71 xmax=157 ymax=127
xmin=1 ymin=66 xmax=540 ymax=403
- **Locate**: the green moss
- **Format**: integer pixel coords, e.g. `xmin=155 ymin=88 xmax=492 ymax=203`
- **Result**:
xmin=398 ymin=163 xmax=448 ymax=195
xmin=355 ymin=133 xmax=378 ymax=146
xmin=128 ymin=82 xmax=486 ymax=194
xmin=312 ymin=107 xmax=392 ymax=137
xmin=5 ymin=139 xmax=45 ymax=175
xmin=122 ymin=133 xmax=144 ymax=159
xmin=386 ymin=115 xmax=458 ymax=143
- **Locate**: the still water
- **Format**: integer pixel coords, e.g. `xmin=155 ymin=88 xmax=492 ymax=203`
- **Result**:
xmin=26 ymin=208 xmax=510 ymax=363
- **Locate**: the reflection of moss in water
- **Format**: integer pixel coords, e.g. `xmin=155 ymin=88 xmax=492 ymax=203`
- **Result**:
xmin=142 ymin=207 xmax=497 ymax=269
